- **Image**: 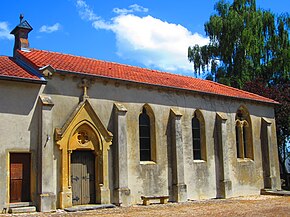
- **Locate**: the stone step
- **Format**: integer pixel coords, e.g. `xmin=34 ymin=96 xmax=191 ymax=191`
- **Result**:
xmin=9 ymin=206 xmax=36 ymax=214
xmin=9 ymin=202 xmax=33 ymax=208
xmin=64 ymin=204 xmax=116 ymax=212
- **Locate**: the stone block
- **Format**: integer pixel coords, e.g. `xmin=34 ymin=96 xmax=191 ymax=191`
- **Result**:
xmin=39 ymin=192 xmax=56 ymax=212
xmin=172 ymin=183 xmax=187 ymax=202
xmin=114 ymin=187 xmax=131 ymax=206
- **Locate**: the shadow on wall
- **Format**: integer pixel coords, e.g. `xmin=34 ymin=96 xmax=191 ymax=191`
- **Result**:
xmin=214 ymin=115 xmax=223 ymax=199
xmin=0 ymin=80 xmax=42 ymax=115
xmin=166 ymin=113 xmax=173 ymax=201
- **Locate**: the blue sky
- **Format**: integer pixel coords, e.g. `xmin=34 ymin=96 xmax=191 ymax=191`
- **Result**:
xmin=0 ymin=0 xmax=289 ymax=76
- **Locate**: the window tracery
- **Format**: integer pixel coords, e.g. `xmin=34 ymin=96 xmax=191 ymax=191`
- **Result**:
xmin=235 ymin=106 xmax=253 ymax=159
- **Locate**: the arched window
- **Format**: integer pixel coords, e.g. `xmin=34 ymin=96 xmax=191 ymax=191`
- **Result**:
xmin=192 ymin=110 xmax=206 ymax=160
xmin=139 ymin=107 xmax=151 ymax=161
xmin=139 ymin=105 xmax=156 ymax=162
xmin=192 ymin=117 xmax=201 ymax=159
xmin=235 ymin=106 xmax=253 ymax=159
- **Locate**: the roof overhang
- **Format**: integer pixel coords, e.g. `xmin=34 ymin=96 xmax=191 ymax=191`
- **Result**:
xmin=0 ymin=75 xmax=46 ymax=84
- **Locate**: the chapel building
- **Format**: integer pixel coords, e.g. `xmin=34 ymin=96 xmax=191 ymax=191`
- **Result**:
xmin=0 ymin=17 xmax=281 ymax=212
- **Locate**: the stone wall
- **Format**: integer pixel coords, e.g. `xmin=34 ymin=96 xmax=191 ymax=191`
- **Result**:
xmin=0 ymin=80 xmax=43 ymax=210
xmin=0 ymin=73 xmax=281 ymax=211
xmin=46 ymin=74 xmax=280 ymax=205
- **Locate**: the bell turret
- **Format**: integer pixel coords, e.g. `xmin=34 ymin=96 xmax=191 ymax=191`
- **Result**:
xmin=10 ymin=14 xmax=33 ymax=56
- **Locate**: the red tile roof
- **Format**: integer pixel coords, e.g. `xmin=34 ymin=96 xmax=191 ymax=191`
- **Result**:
xmin=17 ymin=49 xmax=278 ymax=104
xmin=0 ymin=56 xmax=42 ymax=82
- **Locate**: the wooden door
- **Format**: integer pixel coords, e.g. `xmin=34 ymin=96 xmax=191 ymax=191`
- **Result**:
xmin=10 ymin=153 xmax=31 ymax=203
xmin=71 ymin=151 xmax=96 ymax=205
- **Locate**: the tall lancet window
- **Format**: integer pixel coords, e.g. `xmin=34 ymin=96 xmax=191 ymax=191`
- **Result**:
xmin=192 ymin=117 xmax=201 ymax=160
xmin=139 ymin=105 xmax=156 ymax=162
xmin=192 ymin=110 xmax=206 ymax=160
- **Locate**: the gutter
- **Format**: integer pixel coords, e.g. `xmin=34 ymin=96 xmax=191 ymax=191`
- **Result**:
xmin=0 ymin=75 xmax=46 ymax=84
xmin=14 ymin=58 xmax=46 ymax=82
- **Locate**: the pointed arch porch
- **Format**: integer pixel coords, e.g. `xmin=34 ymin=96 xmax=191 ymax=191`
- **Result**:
xmin=55 ymin=100 xmax=113 ymax=208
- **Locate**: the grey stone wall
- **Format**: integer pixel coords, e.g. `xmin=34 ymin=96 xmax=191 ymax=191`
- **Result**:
xmin=45 ymin=74 xmax=279 ymax=204
xmin=0 ymin=80 xmax=43 ymax=210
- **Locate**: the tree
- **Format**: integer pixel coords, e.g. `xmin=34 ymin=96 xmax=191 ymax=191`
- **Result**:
xmin=188 ymin=0 xmax=290 ymax=186
xmin=188 ymin=0 xmax=290 ymax=88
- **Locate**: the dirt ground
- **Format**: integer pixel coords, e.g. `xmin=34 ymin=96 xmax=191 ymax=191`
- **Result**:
xmin=2 ymin=195 xmax=290 ymax=217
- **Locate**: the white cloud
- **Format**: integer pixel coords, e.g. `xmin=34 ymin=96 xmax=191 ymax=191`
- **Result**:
xmin=76 ymin=1 xmax=209 ymax=73
xmin=113 ymin=4 xmax=148 ymax=15
xmin=76 ymin=0 xmax=109 ymax=30
xmin=110 ymin=15 xmax=209 ymax=72
xmin=76 ymin=0 xmax=99 ymax=21
xmin=0 ymin=22 xmax=13 ymax=40
xmin=39 ymin=23 xmax=61 ymax=33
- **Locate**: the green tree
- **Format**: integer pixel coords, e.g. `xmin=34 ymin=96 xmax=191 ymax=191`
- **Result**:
xmin=188 ymin=0 xmax=290 ymax=88
xmin=188 ymin=0 xmax=290 ymax=186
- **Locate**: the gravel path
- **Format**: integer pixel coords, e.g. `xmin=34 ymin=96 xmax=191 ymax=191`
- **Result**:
xmin=2 ymin=195 xmax=290 ymax=217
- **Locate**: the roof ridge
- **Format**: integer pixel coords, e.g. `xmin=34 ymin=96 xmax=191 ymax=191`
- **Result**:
xmin=30 ymin=48 xmax=139 ymax=67
xmin=30 ymin=48 xmax=203 ymax=81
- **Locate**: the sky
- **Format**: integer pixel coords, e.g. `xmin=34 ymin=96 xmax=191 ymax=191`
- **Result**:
xmin=0 ymin=0 xmax=289 ymax=76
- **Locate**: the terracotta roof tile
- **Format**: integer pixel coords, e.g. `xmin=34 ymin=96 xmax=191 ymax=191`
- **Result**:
xmin=0 ymin=56 xmax=42 ymax=81
xmin=17 ymin=49 xmax=278 ymax=104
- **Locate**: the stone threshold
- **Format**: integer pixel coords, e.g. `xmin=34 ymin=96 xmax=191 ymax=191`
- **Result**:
xmin=64 ymin=204 xmax=116 ymax=212
xmin=8 ymin=202 xmax=34 ymax=208
xmin=261 ymin=189 xmax=290 ymax=196
xmin=8 ymin=206 xmax=36 ymax=214
xmin=3 ymin=202 xmax=36 ymax=214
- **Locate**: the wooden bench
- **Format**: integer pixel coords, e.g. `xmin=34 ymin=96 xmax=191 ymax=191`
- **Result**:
xmin=141 ymin=196 xmax=169 ymax=206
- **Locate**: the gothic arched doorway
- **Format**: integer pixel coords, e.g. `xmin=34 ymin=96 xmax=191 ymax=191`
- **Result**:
xmin=55 ymin=100 xmax=112 ymax=208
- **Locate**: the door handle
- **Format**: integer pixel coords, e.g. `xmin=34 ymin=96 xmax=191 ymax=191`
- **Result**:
xmin=82 ymin=176 xmax=90 ymax=180
xmin=72 ymin=196 xmax=80 ymax=201
xmin=82 ymin=176 xmax=94 ymax=181
xmin=71 ymin=176 xmax=79 ymax=182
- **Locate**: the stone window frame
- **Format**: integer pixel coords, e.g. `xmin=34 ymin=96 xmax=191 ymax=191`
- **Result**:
xmin=138 ymin=104 xmax=157 ymax=163
xmin=192 ymin=109 xmax=207 ymax=161
xmin=235 ymin=105 xmax=254 ymax=160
